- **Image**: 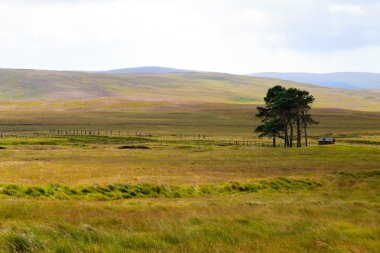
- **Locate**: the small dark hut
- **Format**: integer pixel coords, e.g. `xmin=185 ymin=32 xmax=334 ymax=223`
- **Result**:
xmin=318 ymin=137 xmax=336 ymax=145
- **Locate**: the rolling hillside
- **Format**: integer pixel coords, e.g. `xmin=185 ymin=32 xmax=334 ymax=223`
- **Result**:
xmin=250 ymin=72 xmax=380 ymax=90
xmin=0 ymin=68 xmax=379 ymax=111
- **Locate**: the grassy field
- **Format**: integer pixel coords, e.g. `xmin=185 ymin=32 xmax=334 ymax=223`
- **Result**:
xmin=1 ymin=98 xmax=380 ymax=136
xmin=0 ymin=98 xmax=378 ymax=252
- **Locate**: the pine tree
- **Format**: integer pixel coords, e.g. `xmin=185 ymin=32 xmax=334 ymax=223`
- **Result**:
xmin=255 ymin=86 xmax=317 ymax=147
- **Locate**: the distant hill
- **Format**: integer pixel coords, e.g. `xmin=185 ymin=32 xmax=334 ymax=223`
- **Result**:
xmin=0 ymin=68 xmax=379 ymax=111
xmin=102 ymin=66 xmax=193 ymax=74
xmin=249 ymin=72 xmax=380 ymax=90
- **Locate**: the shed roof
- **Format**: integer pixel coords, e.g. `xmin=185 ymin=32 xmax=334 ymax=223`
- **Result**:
xmin=318 ymin=137 xmax=335 ymax=142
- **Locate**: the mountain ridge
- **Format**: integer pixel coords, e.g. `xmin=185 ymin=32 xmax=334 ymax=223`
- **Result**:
xmin=101 ymin=66 xmax=193 ymax=74
xmin=249 ymin=72 xmax=380 ymax=90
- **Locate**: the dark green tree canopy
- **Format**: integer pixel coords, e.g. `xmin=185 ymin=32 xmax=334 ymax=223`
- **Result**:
xmin=255 ymin=85 xmax=317 ymax=147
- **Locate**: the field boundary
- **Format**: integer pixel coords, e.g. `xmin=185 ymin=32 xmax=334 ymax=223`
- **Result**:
xmin=0 ymin=130 xmax=320 ymax=147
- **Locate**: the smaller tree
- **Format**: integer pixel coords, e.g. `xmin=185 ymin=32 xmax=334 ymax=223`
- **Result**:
xmin=255 ymin=118 xmax=284 ymax=147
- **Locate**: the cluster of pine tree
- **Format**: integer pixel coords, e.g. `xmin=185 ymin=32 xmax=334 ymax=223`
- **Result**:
xmin=255 ymin=85 xmax=318 ymax=147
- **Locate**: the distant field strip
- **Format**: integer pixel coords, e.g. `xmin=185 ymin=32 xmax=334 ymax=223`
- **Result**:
xmin=340 ymin=139 xmax=380 ymax=146
xmin=0 ymin=178 xmax=321 ymax=200
xmin=334 ymin=170 xmax=380 ymax=178
xmin=0 ymin=135 xmax=300 ymax=148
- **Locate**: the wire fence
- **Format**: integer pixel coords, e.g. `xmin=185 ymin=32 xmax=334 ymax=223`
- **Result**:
xmin=0 ymin=129 xmax=319 ymax=148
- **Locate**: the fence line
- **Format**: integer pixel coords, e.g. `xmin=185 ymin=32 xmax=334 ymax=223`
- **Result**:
xmin=0 ymin=129 xmax=318 ymax=147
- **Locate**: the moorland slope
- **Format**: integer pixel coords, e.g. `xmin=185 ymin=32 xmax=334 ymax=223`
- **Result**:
xmin=0 ymin=68 xmax=379 ymax=110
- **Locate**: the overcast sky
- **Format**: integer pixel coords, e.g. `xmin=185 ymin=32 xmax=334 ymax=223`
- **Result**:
xmin=0 ymin=0 xmax=379 ymax=74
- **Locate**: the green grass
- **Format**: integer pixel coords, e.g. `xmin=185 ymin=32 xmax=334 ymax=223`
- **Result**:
xmin=227 ymin=97 xmax=263 ymax=103
xmin=0 ymin=99 xmax=380 ymax=139
xmin=0 ymin=136 xmax=152 ymax=146
xmin=341 ymin=139 xmax=380 ymax=146
xmin=0 ymin=99 xmax=378 ymax=252
xmin=0 ymin=175 xmax=378 ymax=252
xmin=0 ymin=178 xmax=321 ymax=200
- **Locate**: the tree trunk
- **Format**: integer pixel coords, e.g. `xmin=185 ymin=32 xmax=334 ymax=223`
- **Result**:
xmin=273 ymin=134 xmax=276 ymax=148
xmin=297 ymin=116 xmax=301 ymax=147
xmin=304 ymin=124 xmax=308 ymax=147
xmin=284 ymin=126 xmax=289 ymax=147
xmin=289 ymin=124 xmax=293 ymax=147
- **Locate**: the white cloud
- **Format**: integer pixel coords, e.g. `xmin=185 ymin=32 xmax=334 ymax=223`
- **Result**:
xmin=328 ymin=3 xmax=367 ymax=16
xmin=0 ymin=0 xmax=379 ymax=73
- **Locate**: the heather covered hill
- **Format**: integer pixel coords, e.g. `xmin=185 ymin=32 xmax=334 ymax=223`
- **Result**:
xmin=0 ymin=68 xmax=380 ymax=111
